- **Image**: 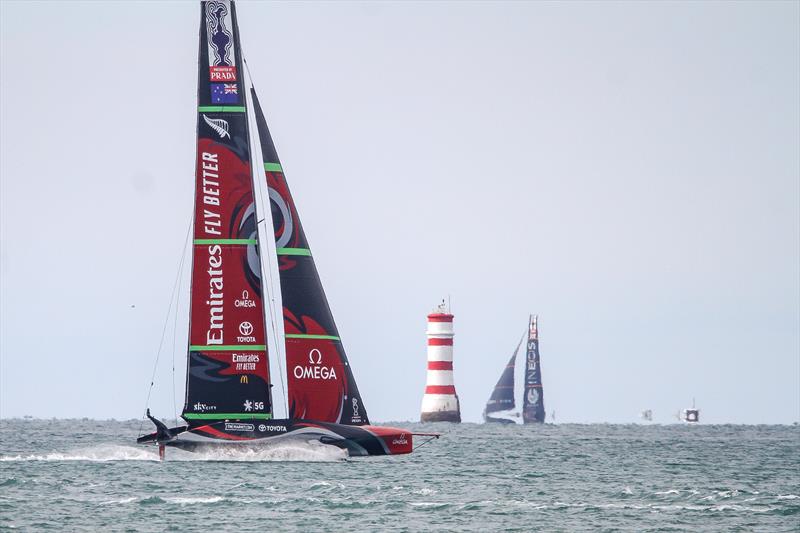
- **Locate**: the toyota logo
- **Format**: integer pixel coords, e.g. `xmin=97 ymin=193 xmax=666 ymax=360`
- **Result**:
xmin=239 ymin=321 xmax=254 ymax=335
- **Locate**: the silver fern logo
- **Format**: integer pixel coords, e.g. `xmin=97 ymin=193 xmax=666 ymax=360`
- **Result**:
xmin=202 ymin=114 xmax=230 ymax=139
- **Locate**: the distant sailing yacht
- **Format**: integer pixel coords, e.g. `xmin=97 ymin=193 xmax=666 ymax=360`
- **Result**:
xmin=483 ymin=315 xmax=546 ymax=424
xmin=138 ymin=0 xmax=435 ymax=458
xmin=680 ymin=399 xmax=700 ymax=423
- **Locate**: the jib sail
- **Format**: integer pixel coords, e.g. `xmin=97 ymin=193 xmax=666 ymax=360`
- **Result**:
xmin=522 ymin=315 xmax=545 ymax=423
xmin=183 ymin=0 xmax=273 ymax=424
xmin=485 ymin=335 xmax=523 ymax=415
xmin=249 ymin=89 xmax=370 ymax=426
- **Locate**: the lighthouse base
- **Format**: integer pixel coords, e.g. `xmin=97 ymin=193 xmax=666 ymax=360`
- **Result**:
xmin=420 ymin=393 xmax=461 ymax=423
xmin=420 ymin=410 xmax=461 ymax=423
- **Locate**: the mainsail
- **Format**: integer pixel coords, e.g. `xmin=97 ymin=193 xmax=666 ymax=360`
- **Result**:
xmin=521 ymin=315 xmax=545 ymax=424
xmin=183 ymin=0 xmax=273 ymax=424
xmin=250 ymin=89 xmax=370 ymax=426
xmin=484 ymin=335 xmax=524 ymax=416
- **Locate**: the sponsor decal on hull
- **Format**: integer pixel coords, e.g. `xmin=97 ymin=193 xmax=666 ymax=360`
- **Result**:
xmin=258 ymin=424 xmax=287 ymax=433
xmin=225 ymin=422 xmax=255 ymax=432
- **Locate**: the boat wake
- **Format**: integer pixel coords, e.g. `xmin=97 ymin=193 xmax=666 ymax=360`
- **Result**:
xmin=0 ymin=445 xmax=158 ymax=462
xmin=0 ymin=441 xmax=348 ymax=463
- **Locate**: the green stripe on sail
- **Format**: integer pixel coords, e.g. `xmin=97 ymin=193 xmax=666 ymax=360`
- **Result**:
xmin=277 ymin=247 xmax=311 ymax=256
xmin=194 ymin=238 xmax=257 ymax=245
xmin=264 ymin=162 xmax=283 ymax=172
xmin=285 ymin=334 xmax=340 ymax=341
xmin=198 ymin=106 xmax=246 ymax=113
xmin=190 ymin=345 xmax=267 ymax=351
xmin=183 ymin=413 xmax=273 ymax=420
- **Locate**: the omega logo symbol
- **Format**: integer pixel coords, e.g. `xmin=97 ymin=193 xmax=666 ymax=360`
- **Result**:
xmin=242 ymin=289 xmax=249 ymax=299
xmin=239 ymin=321 xmax=254 ymax=336
xmin=294 ymin=348 xmax=335 ymax=380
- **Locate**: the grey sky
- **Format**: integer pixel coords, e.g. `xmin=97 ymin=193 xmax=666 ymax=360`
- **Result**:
xmin=1 ymin=1 xmax=798 ymax=423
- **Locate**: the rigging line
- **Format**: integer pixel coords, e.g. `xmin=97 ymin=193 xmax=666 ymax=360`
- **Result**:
xmin=137 ymin=219 xmax=192 ymax=438
xmin=170 ymin=222 xmax=191 ymax=426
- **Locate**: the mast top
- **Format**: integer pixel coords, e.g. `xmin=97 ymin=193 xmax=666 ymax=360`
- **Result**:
xmin=529 ymin=314 xmax=539 ymax=340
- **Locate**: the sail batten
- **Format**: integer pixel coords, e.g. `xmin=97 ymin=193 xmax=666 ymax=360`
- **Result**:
xmin=198 ymin=105 xmax=247 ymax=113
xmin=184 ymin=413 xmax=273 ymax=420
xmin=194 ymin=238 xmax=257 ymax=245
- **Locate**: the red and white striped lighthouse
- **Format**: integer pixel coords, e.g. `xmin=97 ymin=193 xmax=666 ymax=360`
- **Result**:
xmin=420 ymin=301 xmax=461 ymax=423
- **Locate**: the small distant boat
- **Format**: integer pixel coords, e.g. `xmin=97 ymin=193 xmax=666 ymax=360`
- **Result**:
xmin=640 ymin=409 xmax=653 ymax=422
xmin=138 ymin=0 xmax=437 ymax=458
xmin=483 ymin=315 xmax=546 ymax=424
xmin=680 ymin=399 xmax=700 ymax=423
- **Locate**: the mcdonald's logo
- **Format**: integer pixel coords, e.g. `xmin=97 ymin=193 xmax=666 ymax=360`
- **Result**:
xmin=240 ymin=375 xmax=249 ymax=384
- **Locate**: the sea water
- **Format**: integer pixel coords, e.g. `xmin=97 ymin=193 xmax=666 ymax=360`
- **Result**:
xmin=0 ymin=420 xmax=797 ymax=531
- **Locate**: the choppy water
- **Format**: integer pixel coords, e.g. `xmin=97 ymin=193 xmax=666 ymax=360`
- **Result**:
xmin=0 ymin=420 xmax=797 ymax=531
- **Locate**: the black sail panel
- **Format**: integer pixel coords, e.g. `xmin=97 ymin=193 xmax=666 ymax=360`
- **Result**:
xmin=183 ymin=0 xmax=273 ymax=425
xmin=250 ymin=89 xmax=370 ymax=426
xmin=522 ymin=315 xmax=545 ymax=423
xmin=485 ymin=336 xmax=523 ymax=414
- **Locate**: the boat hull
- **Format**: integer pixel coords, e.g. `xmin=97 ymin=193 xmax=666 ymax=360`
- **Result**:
xmin=483 ymin=415 xmax=517 ymax=424
xmin=138 ymin=419 xmax=413 ymax=457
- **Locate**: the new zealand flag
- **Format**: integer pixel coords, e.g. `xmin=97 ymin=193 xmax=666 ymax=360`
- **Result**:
xmin=211 ymin=83 xmax=239 ymax=104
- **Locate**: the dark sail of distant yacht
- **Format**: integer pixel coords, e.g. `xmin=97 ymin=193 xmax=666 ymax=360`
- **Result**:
xmin=483 ymin=315 xmax=546 ymax=424
xmin=483 ymin=335 xmax=524 ymax=424
xmin=138 ymin=0 xmax=437 ymax=458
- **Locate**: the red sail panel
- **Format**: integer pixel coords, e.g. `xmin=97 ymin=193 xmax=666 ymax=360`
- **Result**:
xmin=189 ymin=243 xmax=265 ymax=355
xmin=183 ymin=1 xmax=272 ymax=423
xmin=286 ymin=338 xmax=347 ymax=422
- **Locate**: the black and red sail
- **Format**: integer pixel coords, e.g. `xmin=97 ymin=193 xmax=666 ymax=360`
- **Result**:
xmin=250 ymin=90 xmax=370 ymax=426
xmin=183 ymin=0 xmax=272 ymax=424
